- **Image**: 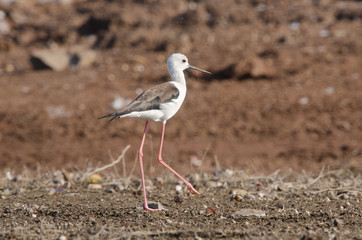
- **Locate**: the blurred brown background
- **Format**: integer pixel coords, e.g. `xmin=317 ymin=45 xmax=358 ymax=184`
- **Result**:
xmin=0 ymin=0 xmax=361 ymax=175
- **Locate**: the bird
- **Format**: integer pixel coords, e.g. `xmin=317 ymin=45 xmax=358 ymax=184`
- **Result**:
xmin=99 ymin=53 xmax=211 ymax=211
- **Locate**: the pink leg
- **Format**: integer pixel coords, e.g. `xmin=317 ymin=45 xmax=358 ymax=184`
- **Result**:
xmin=158 ymin=122 xmax=200 ymax=194
xmin=138 ymin=121 xmax=160 ymax=211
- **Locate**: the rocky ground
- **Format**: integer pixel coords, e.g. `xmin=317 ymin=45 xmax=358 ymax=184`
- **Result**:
xmin=0 ymin=0 xmax=361 ymax=238
xmin=0 ymin=168 xmax=361 ymax=239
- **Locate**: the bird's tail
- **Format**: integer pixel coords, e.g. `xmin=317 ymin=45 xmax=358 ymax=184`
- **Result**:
xmin=98 ymin=111 xmax=122 ymax=122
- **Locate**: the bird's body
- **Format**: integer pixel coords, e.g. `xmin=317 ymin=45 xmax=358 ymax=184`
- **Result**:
xmin=101 ymin=81 xmax=186 ymax=122
xmin=100 ymin=53 xmax=211 ymax=211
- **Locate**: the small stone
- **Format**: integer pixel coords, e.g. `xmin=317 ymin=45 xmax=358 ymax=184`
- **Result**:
xmin=275 ymin=203 xmax=284 ymax=210
xmin=105 ymin=188 xmax=115 ymax=194
xmin=190 ymin=156 xmax=202 ymax=167
xmin=205 ymin=181 xmax=222 ymax=188
xmin=250 ymin=57 xmax=276 ymax=78
xmin=323 ymin=86 xmax=335 ymax=95
xmin=232 ymin=209 xmax=266 ymax=219
xmin=31 ymin=48 xmax=69 ymax=71
xmin=234 ymin=195 xmax=242 ymax=201
xmin=289 ymin=21 xmax=300 ymax=31
xmin=234 ymin=57 xmax=276 ymax=78
xmin=206 ymin=207 xmax=218 ymax=215
xmin=244 ymin=194 xmax=256 ymax=200
xmin=299 ymin=97 xmax=309 ymax=105
xmin=88 ymin=174 xmax=103 ymax=184
xmin=5 ymin=63 xmax=15 ymax=73
xmin=147 ymin=202 xmax=166 ymax=210
xmin=175 ymin=185 xmax=182 ymax=192
xmin=338 ymin=194 xmax=349 ymax=200
xmin=348 ymin=191 xmax=358 ymax=197
xmin=230 ymin=189 xmax=247 ymax=196
xmin=174 ymin=196 xmax=184 ymax=203
xmin=153 ymin=177 xmax=163 ymax=185
xmin=333 ymin=218 xmax=343 ymax=227
xmin=87 ymin=184 xmax=102 ymax=190
xmin=257 ymin=192 xmax=267 ymax=198
xmin=46 ymin=105 xmax=70 ymax=119
xmin=319 ymin=29 xmax=329 ymax=38
xmin=30 ymin=46 xmax=96 ymax=71
xmin=49 ymin=187 xmax=65 ymax=195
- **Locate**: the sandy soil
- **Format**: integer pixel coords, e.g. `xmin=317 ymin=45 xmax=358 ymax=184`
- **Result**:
xmin=0 ymin=169 xmax=361 ymax=239
xmin=0 ymin=0 xmax=361 ymax=238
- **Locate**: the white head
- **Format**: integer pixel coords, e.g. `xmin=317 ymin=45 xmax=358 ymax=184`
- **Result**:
xmin=167 ymin=53 xmax=211 ymax=77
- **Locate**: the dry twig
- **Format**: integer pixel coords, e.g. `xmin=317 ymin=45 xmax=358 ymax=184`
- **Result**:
xmin=81 ymin=145 xmax=131 ymax=182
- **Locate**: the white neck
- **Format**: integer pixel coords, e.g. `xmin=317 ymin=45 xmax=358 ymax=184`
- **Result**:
xmin=169 ymin=68 xmax=186 ymax=86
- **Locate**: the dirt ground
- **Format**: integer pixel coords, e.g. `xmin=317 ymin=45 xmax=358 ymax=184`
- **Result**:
xmin=0 ymin=168 xmax=361 ymax=239
xmin=0 ymin=0 xmax=361 ymax=238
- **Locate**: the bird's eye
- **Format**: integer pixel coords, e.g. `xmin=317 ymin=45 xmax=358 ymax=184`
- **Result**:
xmin=182 ymin=59 xmax=186 ymax=63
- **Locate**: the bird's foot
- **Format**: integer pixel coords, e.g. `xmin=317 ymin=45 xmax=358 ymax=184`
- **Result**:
xmin=144 ymin=207 xmax=161 ymax=211
xmin=144 ymin=202 xmax=162 ymax=211
xmin=188 ymin=185 xmax=201 ymax=195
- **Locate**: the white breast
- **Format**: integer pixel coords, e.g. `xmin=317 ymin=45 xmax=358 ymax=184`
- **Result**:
xmin=119 ymin=82 xmax=186 ymax=123
xmin=159 ymin=82 xmax=186 ymax=122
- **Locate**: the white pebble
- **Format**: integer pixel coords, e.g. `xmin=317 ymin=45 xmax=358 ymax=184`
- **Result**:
xmin=319 ymin=29 xmax=329 ymax=38
xmin=299 ymin=97 xmax=309 ymax=105
xmin=323 ymin=86 xmax=335 ymax=95
xmin=289 ymin=22 xmax=300 ymax=31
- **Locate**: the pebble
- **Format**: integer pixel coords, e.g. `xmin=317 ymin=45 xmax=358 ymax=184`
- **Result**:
xmin=275 ymin=203 xmax=284 ymax=210
xmin=233 ymin=195 xmax=242 ymax=201
xmin=156 ymin=177 xmax=163 ymax=185
xmin=244 ymin=194 xmax=256 ymax=200
xmin=231 ymin=209 xmax=266 ymax=219
xmin=257 ymin=192 xmax=267 ymax=198
xmin=338 ymin=194 xmax=349 ymax=200
xmin=5 ymin=63 xmax=15 ymax=73
xmin=105 ymin=188 xmax=115 ymax=194
xmin=49 ymin=187 xmax=65 ymax=195
xmin=323 ymin=86 xmax=335 ymax=95
xmin=319 ymin=29 xmax=330 ymax=38
xmin=206 ymin=207 xmax=218 ymax=215
xmin=87 ymin=184 xmax=102 ymax=190
xmin=46 ymin=105 xmax=70 ymax=119
xmin=174 ymin=196 xmax=184 ymax=203
xmin=230 ymin=189 xmax=247 ymax=196
xmin=147 ymin=202 xmax=166 ymax=210
xmin=299 ymin=97 xmax=309 ymax=105
xmin=205 ymin=181 xmax=222 ymax=188
xmin=289 ymin=21 xmax=300 ymax=31
xmin=88 ymin=174 xmax=103 ymax=184
xmin=31 ymin=46 xmax=96 ymax=71
xmin=348 ymin=191 xmax=358 ymax=197
xmin=333 ymin=218 xmax=343 ymax=227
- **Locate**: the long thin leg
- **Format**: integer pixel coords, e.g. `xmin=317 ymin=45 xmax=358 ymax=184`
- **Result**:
xmin=158 ymin=121 xmax=200 ymax=194
xmin=139 ymin=121 xmax=160 ymax=211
